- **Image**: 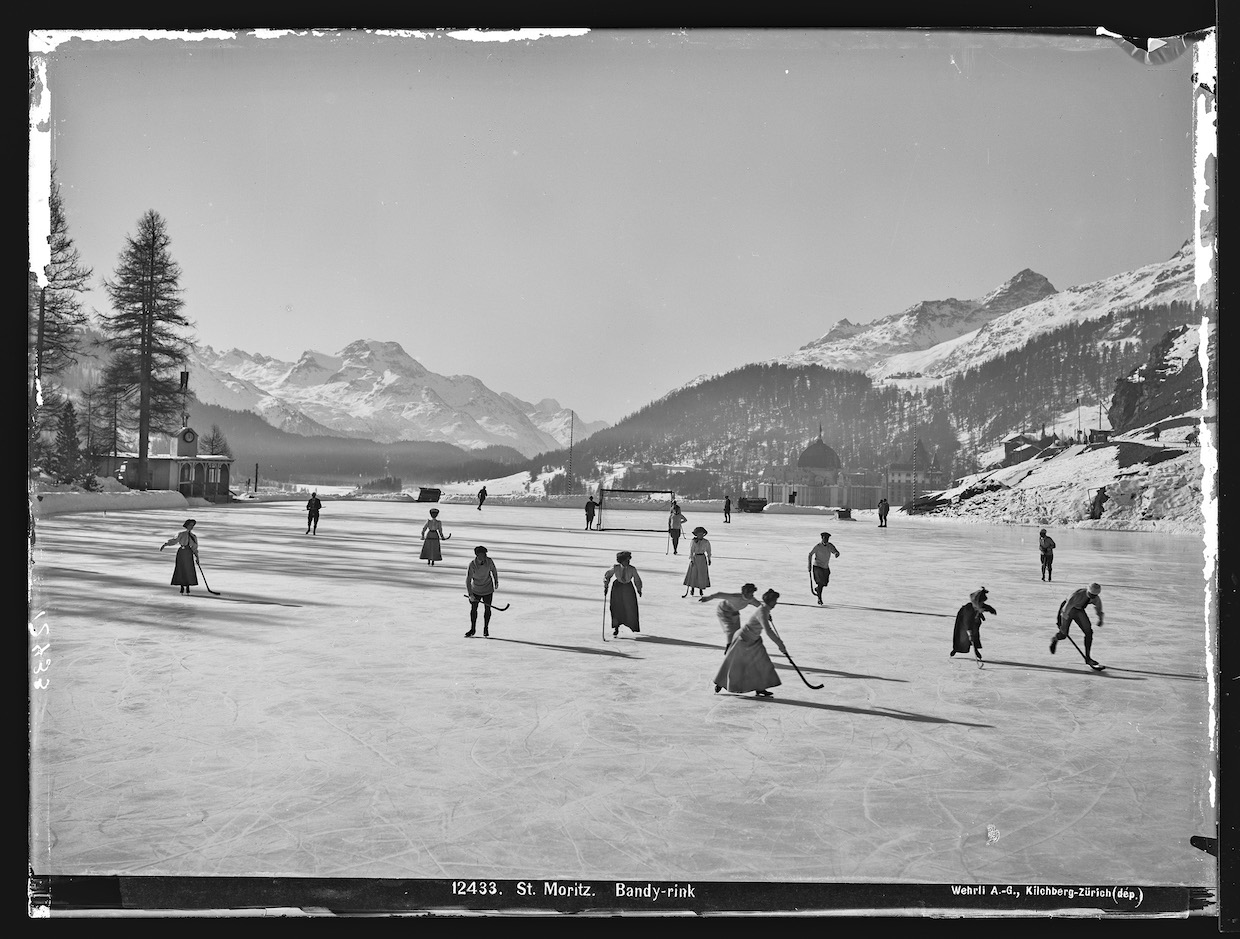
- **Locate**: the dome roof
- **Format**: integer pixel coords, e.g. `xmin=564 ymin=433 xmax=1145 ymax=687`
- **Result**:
xmin=797 ymin=433 xmax=841 ymax=470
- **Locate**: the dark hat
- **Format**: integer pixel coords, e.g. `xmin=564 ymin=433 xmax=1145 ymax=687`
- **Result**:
xmin=183 ymin=519 xmax=197 ymax=528
xmin=429 ymin=508 xmax=440 ymax=516
xmin=1088 ymin=582 xmax=1102 ymax=595
xmin=1039 ymin=528 xmax=1047 ymax=535
xmin=474 ymin=545 xmax=488 ymax=555
xmin=762 ymin=588 xmax=781 ymax=604
xmin=820 ymin=531 xmax=831 ymax=539
xmin=741 ymin=583 xmax=757 ymax=595
xmin=692 ymin=526 xmax=707 ymax=536
xmin=616 ymin=550 xmax=632 ymax=562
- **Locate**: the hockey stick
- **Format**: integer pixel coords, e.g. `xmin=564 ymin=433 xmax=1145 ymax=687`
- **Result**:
xmin=602 ymin=589 xmax=609 ymax=642
xmin=1065 ymin=633 xmax=1105 ymax=671
xmin=462 ymin=594 xmax=510 ymax=612
xmin=768 ymin=623 xmax=824 ymax=689
xmin=194 ymin=558 xmax=221 ymax=595
xmin=682 ymin=585 xmax=692 ymax=598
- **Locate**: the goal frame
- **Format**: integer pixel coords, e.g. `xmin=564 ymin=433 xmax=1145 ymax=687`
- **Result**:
xmin=596 ymin=488 xmax=677 ymax=532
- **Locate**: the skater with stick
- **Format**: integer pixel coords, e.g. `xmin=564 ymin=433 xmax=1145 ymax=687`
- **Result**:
xmin=699 ymin=583 xmax=760 ymax=652
xmin=668 ymin=502 xmax=687 ymax=555
xmin=1039 ymin=529 xmax=1056 ymax=581
xmin=603 ymin=550 xmax=643 ymax=638
xmin=306 ymin=492 xmax=322 ymax=535
xmin=477 ymin=486 xmax=488 ymax=511
xmin=1051 ymin=582 xmax=1104 ymax=668
xmin=807 ymin=532 xmax=840 ymax=605
xmin=950 ymin=587 xmax=997 ymax=666
xmin=584 ymin=496 xmax=598 ymax=531
xmin=160 ymin=518 xmax=199 ymax=595
xmin=465 ymin=545 xmax=500 ymax=637
xmin=723 ymin=495 xmax=732 ymax=524
xmin=683 ymin=526 xmax=712 ymax=596
xmin=714 ymin=588 xmax=786 ymax=697
xmin=420 ymin=508 xmax=447 ymax=566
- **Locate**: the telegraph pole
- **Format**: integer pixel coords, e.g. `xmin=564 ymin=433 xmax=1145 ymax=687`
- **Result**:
xmin=567 ymin=410 xmax=575 ymax=495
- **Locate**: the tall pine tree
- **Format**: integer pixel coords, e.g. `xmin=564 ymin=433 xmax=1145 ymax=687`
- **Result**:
xmin=30 ymin=168 xmax=93 ymax=478
xmin=101 ymin=210 xmax=193 ymax=489
xmin=52 ymin=400 xmax=82 ymax=482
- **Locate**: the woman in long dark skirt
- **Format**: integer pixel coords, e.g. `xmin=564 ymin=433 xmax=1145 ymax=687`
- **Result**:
xmin=161 ymin=518 xmax=199 ymax=595
xmin=604 ymin=550 xmax=643 ymax=638
xmin=420 ymin=508 xmax=445 ymax=565
xmin=714 ymin=588 xmax=786 ymax=697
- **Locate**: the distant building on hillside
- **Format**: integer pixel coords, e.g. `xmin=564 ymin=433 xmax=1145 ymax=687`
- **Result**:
xmin=758 ymin=428 xmax=883 ymax=509
xmin=885 ymin=438 xmax=945 ymax=506
xmin=95 ymin=425 xmax=235 ymax=503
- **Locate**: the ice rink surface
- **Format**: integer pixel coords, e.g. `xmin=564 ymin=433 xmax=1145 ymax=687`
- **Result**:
xmin=29 ymin=501 xmax=1215 ymax=890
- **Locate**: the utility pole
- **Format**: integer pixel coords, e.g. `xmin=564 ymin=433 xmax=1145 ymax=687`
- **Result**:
xmin=567 ymin=410 xmax=575 ymax=495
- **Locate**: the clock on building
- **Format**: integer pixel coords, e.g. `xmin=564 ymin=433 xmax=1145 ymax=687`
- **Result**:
xmin=183 ymin=430 xmax=196 ymax=443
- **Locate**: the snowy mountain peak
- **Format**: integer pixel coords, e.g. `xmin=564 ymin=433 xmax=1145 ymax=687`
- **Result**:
xmin=780 ymin=269 xmax=1055 ymax=375
xmin=978 ymin=269 xmax=1057 ymax=313
xmin=336 ymin=339 xmax=429 ymax=380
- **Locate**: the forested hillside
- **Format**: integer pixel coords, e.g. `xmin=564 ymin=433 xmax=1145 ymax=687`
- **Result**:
xmin=527 ymin=301 xmax=1205 ymax=494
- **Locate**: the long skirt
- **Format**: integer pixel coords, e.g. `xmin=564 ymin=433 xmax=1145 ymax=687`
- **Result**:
xmin=716 ymin=605 xmax=741 ymax=650
xmin=171 ymin=547 xmax=198 ymax=587
xmin=420 ymin=532 xmax=442 ymax=561
xmin=609 ymin=581 xmax=640 ymax=632
xmin=683 ymin=555 xmax=710 ymax=589
xmin=714 ymin=634 xmax=780 ymax=693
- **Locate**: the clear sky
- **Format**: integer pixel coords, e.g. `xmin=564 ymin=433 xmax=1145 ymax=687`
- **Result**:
xmin=33 ymin=28 xmax=1198 ymax=424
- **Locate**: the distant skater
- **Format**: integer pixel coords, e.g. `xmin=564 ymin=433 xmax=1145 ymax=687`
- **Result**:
xmin=420 ymin=508 xmax=446 ymax=566
xmin=160 ymin=518 xmax=199 ymax=595
xmin=1051 ymin=582 xmax=1104 ymax=666
xmin=877 ymin=498 xmax=890 ymax=527
xmin=1039 ymin=528 xmax=1056 ymax=581
xmin=603 ymin=550 xmax=643 ymax=638
xmin=723 ymin=495 xmax=732 ymax=523
xmin=477 ymin=486 xmax=488 ymax=511
xmin=714 ymin=589 xmax=787 ymax=697
xmin=683 ymin=526 xmax=712 ymax=595
xmin=700 ymin=583 xmax=760 ymax=651
xmin=668 ymin=502 xmax=688 ymax=554
xmin=306 ymin=492 xmax=322 ymax=535
xmin=807 ymin=531 xmax=840 ymax=605
xmin=951 ymin=587 xmax=997 ymax=663
xmin=465 ymin=545 xmax=500 ymax=637
xmin=584 ymin=496 xmax=598 ymax=530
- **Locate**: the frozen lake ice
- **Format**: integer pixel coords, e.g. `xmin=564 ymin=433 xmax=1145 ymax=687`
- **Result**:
xmin=28 ymin=501 xmax=1214 ymax=896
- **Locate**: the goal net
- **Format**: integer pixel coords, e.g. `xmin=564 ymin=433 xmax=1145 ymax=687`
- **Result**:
xmin=596 ymin=489 xmax=676 ymax=532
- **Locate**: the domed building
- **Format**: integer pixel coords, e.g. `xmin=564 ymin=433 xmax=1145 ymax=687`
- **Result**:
xmin=758 ymin=427 xmax=883 ymax=509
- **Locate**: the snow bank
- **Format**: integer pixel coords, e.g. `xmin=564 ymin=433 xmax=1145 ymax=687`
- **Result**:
xmin=922 ymin=436 xmax=1206 ymax=533
xmin=33 ymin=488 xmax=189 ymax=518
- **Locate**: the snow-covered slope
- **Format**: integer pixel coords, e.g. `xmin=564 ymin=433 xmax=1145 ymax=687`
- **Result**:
xmin=191 ymin=340 xmax=602 ymax=457
xmin=872 ymin=236 xmax=1211 ymax=381
xmin=500 ymin=393 xmax=609 ymax=449
xmin=777 ymin=268 xmax=1057 ymax=374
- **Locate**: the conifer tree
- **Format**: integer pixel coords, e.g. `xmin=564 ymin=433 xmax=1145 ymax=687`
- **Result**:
xmin=53 ymin=400 xmax=82 ymax=482
xmin=100 ymin=210 xmax=194 ymax=489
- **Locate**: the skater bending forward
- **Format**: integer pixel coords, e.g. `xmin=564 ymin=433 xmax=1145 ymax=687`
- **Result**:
xmin=604 ymin=551 xmax=643 ymax=637
xmin=1052 ymin=582 xmax=1103 ymax=665
xmin=465 ymin=545 xmax=500 ymax=637
xmin=951 ymin=587 xmax=996 ymax=661
xmin=700 ymin=583 xmax=760 ymax=651
xmin=714 ymin=589 xmax=786 ymax=698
